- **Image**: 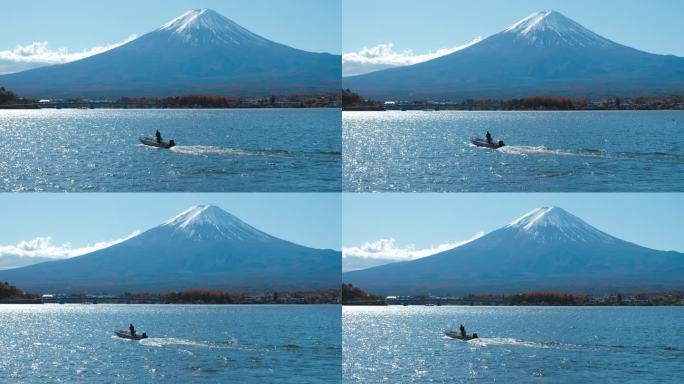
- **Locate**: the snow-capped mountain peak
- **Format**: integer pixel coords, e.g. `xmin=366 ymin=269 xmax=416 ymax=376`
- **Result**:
xmin=508 ymin=206 xmax=565 ymax=229
xmin=162 ymin=204 xmax=272 ymax=242
xmin=504 ymin=10 xmax=554 ymax=34
xmin=504 ymin=206 xmax=616 ymax=243
xmin=158 ymin=8 xmax=266 ymax=46
xmin=165 ymin=204 xmax=225 ymax=227
xmin=502 ymin=10 xmax=611 ymax=47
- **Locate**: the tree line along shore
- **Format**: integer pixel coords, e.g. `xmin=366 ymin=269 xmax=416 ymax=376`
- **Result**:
xmin=342 ymin=89 xmax=684 ymax=111
xmin=0 ymin=281 xmax=340 ymax=304
xmin=0 ymin=86 xmax=340 ymax=109
xmin=4 ymin=86 xmax=682 ymax=110
xmin=341 ymin=283 xmax=684 ymax=306
xmin=3 ymin=281 xmax=682 ymax=306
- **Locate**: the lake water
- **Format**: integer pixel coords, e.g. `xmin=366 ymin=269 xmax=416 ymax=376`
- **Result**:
xmin=0 ymin=109 xmax=341 ymax=191
xmin=343 ymin=306 xmax=684 ymax=383
xmin=343 ymin=111 xmax=684 ymax=191
xmin=0 ymin=304 xmax=340 ymax=383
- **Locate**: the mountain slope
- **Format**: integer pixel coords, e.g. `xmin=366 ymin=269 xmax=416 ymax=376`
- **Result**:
xmin=0 ymin=9 xmax=340 ymax=98
xmin=0 ymin=205 xmax=340 ymax=293
xmin=343 ymin=207 xmax=684 ymax=294
xmin=343 ymin=11 xmax=684 ymax=99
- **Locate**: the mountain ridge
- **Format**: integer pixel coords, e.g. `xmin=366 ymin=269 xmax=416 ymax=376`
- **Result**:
xmin=342 ymin=10 xmax=684 ymax=99
xmin=0 ymin=9 xmax=341 ymax=98
xmin=0 ymin=205 xmax=340 ymax=293
xmin=343 ymin=206 xmax=684 ymax=295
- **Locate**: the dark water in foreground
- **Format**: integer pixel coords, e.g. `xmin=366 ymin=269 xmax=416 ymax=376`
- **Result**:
xmin=0 ymin=304 xmax=340 ymax=383
xmin=0 ymin=108 xmax=341 ymax=191
xmin=343 ymin=306 xmax=684 ymax=383
xmin=343 ymin=110 xmax=684 ymax=191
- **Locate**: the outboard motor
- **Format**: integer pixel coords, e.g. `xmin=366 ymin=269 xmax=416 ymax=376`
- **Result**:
xmin=497 ymin=140 xmax=505 ymax=148
xmin=472 ymin=333 xmax=479 ymax=339
xmin=168 ymin=140 xmax=176 ymax=148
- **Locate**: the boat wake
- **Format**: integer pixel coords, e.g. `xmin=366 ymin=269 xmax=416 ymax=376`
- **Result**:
xmin=480 ymin=144 xmax=681 ymax=162
xmin=139 ymin=337 xmax=239 ymax=349
xmin=468 ymin=337 xmax=578 ymax=349
xmin=169 ymin=145 xmax=293 ymax=157
xmin=497 ymin=145 xmax=583 ymax=157
xmin=138 ymin=144 xmax=338 ymax=158
xmin=460 ymin=337 xmax=680 ymax=353
xmin=169 ymin=145 xmax=251 ymax=156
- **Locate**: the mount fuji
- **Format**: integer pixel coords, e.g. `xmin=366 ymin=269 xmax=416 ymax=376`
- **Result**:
xmin=0 ymin=9 xmax=341 ymax=98
xmin=343 ymin=207 xmax=684 ymax=295
xmin=343 ymin=10 xmax=684 ymax=99
xmin=0 ymin=205 xmax=340 ymax=293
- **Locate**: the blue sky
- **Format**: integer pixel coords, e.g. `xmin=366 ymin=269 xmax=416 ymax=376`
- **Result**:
xmin=0 ymin=0 xmax=340 ymax=74
xmin=3 ymin=0 xmax=340 ymax=53
xmin=343 ymin=193 xmax=684 ymax=253
xmin=342 ymin=0 xmax=684 ymax=76
xmin=0 ymin=193 xmax=341 ymax=252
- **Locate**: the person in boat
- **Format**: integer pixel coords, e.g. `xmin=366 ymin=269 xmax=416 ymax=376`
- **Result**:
xmin=129 ymin=323 xmax=136 ymax=336
xmin=459 ymin=324 xmax=466 ymax=337
xmin=485 ymin=131 xmax=493 ymax=144
xmin=155 ymin=130 xmax=162 ymax=143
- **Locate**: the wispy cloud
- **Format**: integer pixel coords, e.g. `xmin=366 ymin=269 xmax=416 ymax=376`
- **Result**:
xmin=0 ymin=35 xmax=137 ymax=75
xmin=342 ymin=37 xmax=482 ymax=77
xmin=0 ymin=231 xmax=141 ymax=260
xmin=342 ymin=232 xmax=484 ymax=272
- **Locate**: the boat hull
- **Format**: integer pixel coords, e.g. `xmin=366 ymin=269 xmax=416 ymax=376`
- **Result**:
xmin=140 ymin=136 xmax=175 ymax=149
xmin=470 ymin=137 xmax=504 ymax=149
xmin=445 ymin=330 xmax=478 ymax=340
xmin=115 ymin=330 xmax=147 ymax=340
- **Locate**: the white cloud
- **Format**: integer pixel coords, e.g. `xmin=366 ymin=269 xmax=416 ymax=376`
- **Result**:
xmin=0 ymin=231 xmax=141 ymax=260
xmin=342 ymin=232 xmax=484 ymax=272
xmin=342 ymin=37 xmax=482 ymax=77
xmin=0 ymin=35 xmax=137 ymax=75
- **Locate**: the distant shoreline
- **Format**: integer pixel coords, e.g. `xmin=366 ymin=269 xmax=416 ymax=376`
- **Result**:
xmin=0 ymin=301 xmax=339 ymax=305
xmin=343 ymin=107 xmax=684 ymax=111
xmin=0 ymin=90 xmax=342 ymax=109
xmin=1 ymin=283 xmax=341 ymax=305
xmin=0 ymin=105 xmax=341 ymax=110
xmin=342 ymin=89 xmax=684 ymax=111
xmin=343 ymin=303 xmax=684 ymax=307
xmin=342 ymin=284 xmax=684 ymax=307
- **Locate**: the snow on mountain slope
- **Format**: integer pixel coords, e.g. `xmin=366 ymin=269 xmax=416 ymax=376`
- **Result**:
xmin=162 ymin=205 xmax=273 ymax=242
xmin=503 ymin=10 xmax=612 ymax=47
xmin=159 ymin=9 xmax=268 ymax=46
xmin=503 ymin=206 xmax=616 ymax=244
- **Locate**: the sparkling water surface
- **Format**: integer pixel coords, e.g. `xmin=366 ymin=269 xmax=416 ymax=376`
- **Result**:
xmin=343 ymin=110 xmax=684 ymax=191
xmin=0 ymin=304 xmax=340 ymax=383
xmin=0 ymin=108 xmax=341 ymax=191
xmin=343 ymin=306 xmax=684 ymax=383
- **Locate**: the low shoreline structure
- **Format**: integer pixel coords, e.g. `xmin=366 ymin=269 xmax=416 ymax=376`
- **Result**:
xmin=341 ymin=283 xmax=684 ymax=306
xmin=1 ymin=286 xmax=341 ymax=305
xmin=0 ymin=90 xmax=341 ymax=109
xmin=341 ymin=89 xmax=684 ymax=111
